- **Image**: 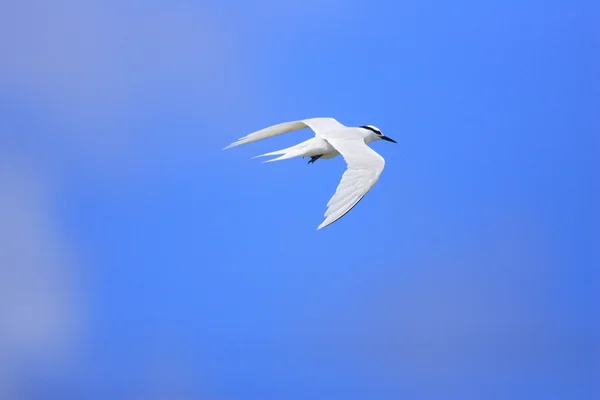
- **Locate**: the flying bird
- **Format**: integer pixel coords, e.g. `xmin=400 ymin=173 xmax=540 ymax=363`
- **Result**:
xmin=223 ymin=117 xmax=396 ymax=230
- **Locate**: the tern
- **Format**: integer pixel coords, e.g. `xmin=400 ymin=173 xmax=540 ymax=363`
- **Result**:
xmin=223 ymin=117 xmax=396 ymax=230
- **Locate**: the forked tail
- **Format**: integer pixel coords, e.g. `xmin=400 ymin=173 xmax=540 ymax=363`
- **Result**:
xmin=252 ymin=141 xmax=308 ymax=163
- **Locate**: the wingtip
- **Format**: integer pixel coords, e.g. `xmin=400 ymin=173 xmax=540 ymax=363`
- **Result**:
xmin=223 ymin=139 xmax=248 ymax=150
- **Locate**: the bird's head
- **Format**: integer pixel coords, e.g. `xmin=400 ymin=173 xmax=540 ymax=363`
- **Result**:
xmin=360 ymin=125 xmax=397 ymax=144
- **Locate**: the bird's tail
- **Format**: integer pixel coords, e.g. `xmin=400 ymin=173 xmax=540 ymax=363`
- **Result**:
xmin=252 ymin=141 xmax=308 ymax=163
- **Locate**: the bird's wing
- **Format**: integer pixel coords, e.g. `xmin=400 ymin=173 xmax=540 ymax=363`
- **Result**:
xmin=317 ymin=130 xmax=386 ymax=230
xmin=222 ymin=117 xmax=345 ymax=149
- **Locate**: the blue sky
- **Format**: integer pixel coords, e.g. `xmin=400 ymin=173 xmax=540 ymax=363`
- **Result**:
xmin=1 ymin=0 xmax=598 ymax=399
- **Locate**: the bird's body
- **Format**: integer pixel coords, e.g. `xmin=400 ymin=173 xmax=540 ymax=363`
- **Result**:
xmin=258 ymin=136 xmax=340 ymax=163
xmin=223 ymin=117 xmax=396 ymax=230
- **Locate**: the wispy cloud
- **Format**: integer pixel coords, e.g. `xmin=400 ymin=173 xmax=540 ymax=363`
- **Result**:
xmin=0 ymin=152 xmax=83 ymax=400
xmin=0 ymin=0 xmax=259 ymax=177
xmin=1 ymin=1 xmax=244 ymax=111
xmin=0 ymin=1 xmax=364 ymax=397
xmin=0 ymin=0 xmax=357 ymax=175
xmin=0 ymin=2 xmax=253 ymax=395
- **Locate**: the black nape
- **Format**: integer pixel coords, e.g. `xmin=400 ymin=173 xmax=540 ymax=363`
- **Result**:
xmin=360 ymin=125 xmax=380 ymax=135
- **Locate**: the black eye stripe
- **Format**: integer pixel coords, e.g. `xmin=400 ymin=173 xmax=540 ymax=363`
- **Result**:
xmin=360 ymin=125 xmax=381 ymax=135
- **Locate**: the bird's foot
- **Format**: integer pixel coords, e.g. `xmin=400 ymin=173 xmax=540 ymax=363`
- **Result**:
xmin=308 ymin=155 xmax=323 ymax=164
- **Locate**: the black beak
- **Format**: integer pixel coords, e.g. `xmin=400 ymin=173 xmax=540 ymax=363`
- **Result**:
xmin=381 ymin=135 xmax=397 ymax=143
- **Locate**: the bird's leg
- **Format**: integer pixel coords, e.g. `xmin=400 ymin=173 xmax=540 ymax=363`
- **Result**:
xmin=308 ymin=155 xmax=323 ymax=164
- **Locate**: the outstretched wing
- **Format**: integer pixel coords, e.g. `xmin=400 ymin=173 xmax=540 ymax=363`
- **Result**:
xmin=222 ymin=117 xmax=345 ymax=150
xmin=317 ymin=129 xmax=386 ymax=230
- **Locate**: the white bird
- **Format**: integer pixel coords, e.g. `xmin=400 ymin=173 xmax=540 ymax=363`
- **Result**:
xmin=223 ymin=117 xmax=396 ymax=230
